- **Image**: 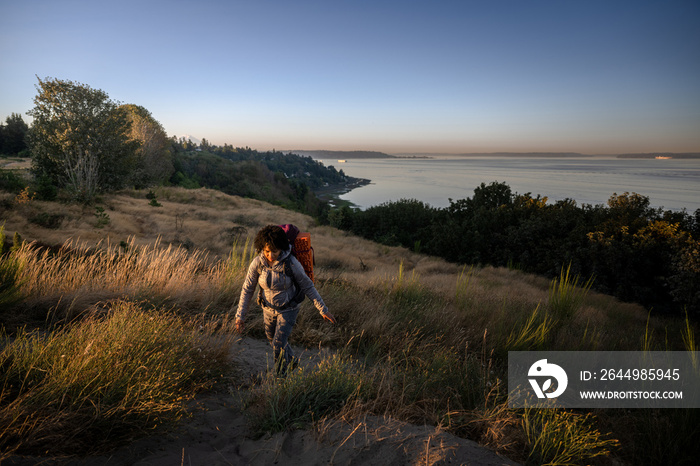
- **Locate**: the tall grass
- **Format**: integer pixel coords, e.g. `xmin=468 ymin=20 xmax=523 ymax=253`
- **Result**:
xmin=6 ymin=236 xmax=248 ymax=319
xmin=547 ymin=263 xmax=594 ymax=319
xmin=380 ymin=261 xmax=443 ymax=329
xmin=455 ymin=264 xmax=475 ymax=305
xmin=379 ymin=338 xmax=499 ymax=424
xmin=246 ymin=352 xmax=370 ymax=435
xmin=505 ymin=304 xmax=557 ymax=353
xmin=219 ymin=236 xmax=256 ymax=292
xmin=681 ymin=309 xmax=698 ymax=369
xmin=392 ymin=259 xmax=421 ymax=300
xmin=521 ymin=408 xmax=619 ymax=466
xmin=0 ymin=300 xmax=234 ymax=458
xmin=14 ymin=237 xmax=211 ymax=298
xmin=0 ymin=225 xmax=25 ymax=309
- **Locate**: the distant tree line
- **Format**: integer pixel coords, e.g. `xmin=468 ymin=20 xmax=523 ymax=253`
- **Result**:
xmin=0 ymin=77 xmax=346 ymax=218
xmin=167 ymin=146 xmax=333 ymax=219
xmin=330 ymin=182 xmax=700 ymax=316
xmin=0 ymin=113 xmax=29 ymax=156
xmin=0 ymin=113 xmax=31 ymax=193
xmin=169 ymin=140 xmax=348 ymax=191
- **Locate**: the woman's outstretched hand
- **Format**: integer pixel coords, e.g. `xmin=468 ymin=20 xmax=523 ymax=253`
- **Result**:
xmin=322 ymin=312 xmax=337 ymax=324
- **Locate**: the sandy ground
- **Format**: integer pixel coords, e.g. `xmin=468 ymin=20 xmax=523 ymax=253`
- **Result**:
xmin=5 ymin=337 xmax=520 ymax=466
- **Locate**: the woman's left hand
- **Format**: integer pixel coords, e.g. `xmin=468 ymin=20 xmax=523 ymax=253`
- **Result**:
xmin=235 ymin=318 xmax=245 ymax=333
xmin=322 ymin=312 xmax=337 ymax=324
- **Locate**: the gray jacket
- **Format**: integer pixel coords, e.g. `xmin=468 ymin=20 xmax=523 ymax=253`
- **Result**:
xmin=235 ymin=247 xmax=329 ymax=321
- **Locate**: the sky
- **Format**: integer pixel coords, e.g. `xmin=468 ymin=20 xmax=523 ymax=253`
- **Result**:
xmin=1 ymin=0 xmax=699 ymax=154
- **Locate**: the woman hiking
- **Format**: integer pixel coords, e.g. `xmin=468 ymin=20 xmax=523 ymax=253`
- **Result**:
xmin=234 ymin=225 xmax=336 ymax=374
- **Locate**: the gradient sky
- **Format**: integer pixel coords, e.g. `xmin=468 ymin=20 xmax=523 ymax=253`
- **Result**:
xmin=1 ymin=0 xmax=699 ymax=154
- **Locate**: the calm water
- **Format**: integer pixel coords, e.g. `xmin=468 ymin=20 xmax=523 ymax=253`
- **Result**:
xmin=325 ymin=156 xmax=700 ymax=212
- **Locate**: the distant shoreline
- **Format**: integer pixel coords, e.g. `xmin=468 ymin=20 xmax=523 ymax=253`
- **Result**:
xmin=616 ymin=153 xmax=700 ymax=159
xmin=313 ymin=176 xmax=371 ymax=208
xmin=291 ymin=150 xmax=700 ymax=160
xmin=289 ymin=150 xmax=394 ymax=159
xmin=395 ymin=152 xmax=700 ymax=159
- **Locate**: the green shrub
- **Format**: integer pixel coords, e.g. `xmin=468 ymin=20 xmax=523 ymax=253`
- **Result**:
xmin=29 ymin=212 xmax=64 ymax=229
xmin=94 ymin=206 xmax=110 ymax=227
xmin=0 ymin=169 xmax=25 ymax=193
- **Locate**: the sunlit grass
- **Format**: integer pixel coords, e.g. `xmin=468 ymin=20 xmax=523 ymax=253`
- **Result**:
xmin=547 ymin=263 xmax=594 ymax=319
xmin=681 ymin=310 xmax=698 ymax=371
xmin=505 ymin=304 xmax=557 ymax=353
xmin=222 ymin=236 xmax=256 ymax=282
xmin=246 ymin=352 xmax=370 ymax=435
xmin=5 ymin=236 xmax=250 ymax=320
xmin=521 ymin=408 xmax=619 ymax=466
xmin=0 ymin=300 xmax=235 ymax=458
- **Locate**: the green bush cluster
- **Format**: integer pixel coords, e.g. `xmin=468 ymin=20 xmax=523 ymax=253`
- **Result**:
xmin=335 ymin=182 xmax=700 ymax=315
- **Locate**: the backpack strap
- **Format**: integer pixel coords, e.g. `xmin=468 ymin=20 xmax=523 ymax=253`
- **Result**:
xmin=283 ymin=255 xmax=306 ymax=306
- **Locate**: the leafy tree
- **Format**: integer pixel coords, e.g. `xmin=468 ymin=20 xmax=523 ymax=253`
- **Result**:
xmin=0 ymin=113 xmax=29 ymax=155
xmin=199 ymin=137 xmax=212 ymax=152
xmin=349 ymin=199 xmax=438 ymax=247
xmin=27 ymin=77 xmax=138 ymax=201
xmin=120 ymin=104 xmax=174 ymax=188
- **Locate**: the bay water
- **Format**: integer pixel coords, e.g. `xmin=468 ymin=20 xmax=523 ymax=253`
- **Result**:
xmin=324 ymin=156 xmax=700 ymax=212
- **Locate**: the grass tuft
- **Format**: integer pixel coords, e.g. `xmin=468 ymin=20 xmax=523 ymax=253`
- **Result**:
xmin=505 ymin=305 xmax=556 ymax=353
xmin=246 ymin=352 xmax=370 ymax=435
xmin=0 ymin=300 xmax=234 ymax=457
xmin=455 ymin=264 xmax=475 ymax=306
xmin=522 ymin=408 xmax=619 ymax=466
xmin=547 ymin=263 xmax=594 ymax=320
xmin=0 ymin=227 xmax=25 ymax=309
xmin=681 ymin=309 xmax=698 ymax=370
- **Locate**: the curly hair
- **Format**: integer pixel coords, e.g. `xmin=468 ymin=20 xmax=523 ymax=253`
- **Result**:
xmin=254 ymin=225 xmax=290 ymax=253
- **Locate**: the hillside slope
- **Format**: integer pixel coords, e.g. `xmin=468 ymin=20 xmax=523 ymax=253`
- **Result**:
xmin=2 ymin=186 xmax=689 ymax=465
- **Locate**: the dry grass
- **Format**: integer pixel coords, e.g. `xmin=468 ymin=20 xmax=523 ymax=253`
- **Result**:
xmin=0 ymin=300 xmax=236 ymax=459
xmin=2 ymin=186 xmax=697 ymax=464
xmin=12 ymin=238 xmax=220 ymax=314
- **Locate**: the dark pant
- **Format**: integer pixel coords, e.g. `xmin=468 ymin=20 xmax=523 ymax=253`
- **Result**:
xmin=263 ymin=305 xmax=300 ymax=372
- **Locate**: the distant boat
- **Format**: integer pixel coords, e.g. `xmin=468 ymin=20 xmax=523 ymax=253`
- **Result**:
xmin=655 ymin=156 xmax=672 ymax=159
xmin=337 ymin=160 xmax=347 ymax=163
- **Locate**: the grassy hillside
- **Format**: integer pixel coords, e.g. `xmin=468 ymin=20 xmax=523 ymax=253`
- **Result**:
xmin=1 ymin=186 xmax=698 ymax=464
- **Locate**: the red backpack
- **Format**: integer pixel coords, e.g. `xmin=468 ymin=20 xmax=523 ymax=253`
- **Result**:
xmin=279 ymin=224 xmax=314 ymax=283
